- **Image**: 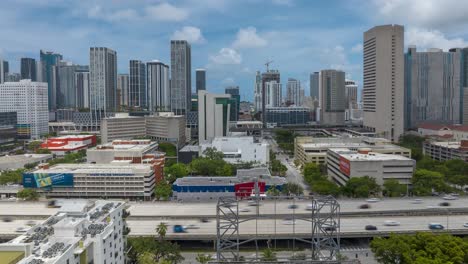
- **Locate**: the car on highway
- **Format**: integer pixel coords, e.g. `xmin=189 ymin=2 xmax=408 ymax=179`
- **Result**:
xmin=239 ymin=208 xmax=251 ymax=212
xmin=306 ymin=204 xmax=317 ymax=211
xmin=428 ymin=223 xmax=444 ymax=230
xmin=463 ymin=222 xmax=468 ymax=228
xmin=412 ymin=198 xmax=423 ymax=204
xmin=15 ymin=227 xmax=29 ymax=233
xmin=173 ymin=225 xmax=186 ymax=233
xmin=442 ymin=195 xmax=458 ymax=200
xmin=439 ymin=202 xmax=451 ymax=207
xmin=288 ymin=204 xmax=299 ymax=209
xmin=184 ymin=224 xmax=199 ymax=230
xmin=323 ymin=224 xmax=337 ymax=231
xmin=200 ymin=218 xmax=210 ymax=223
xmin=282 ymin=218 xmax=297 ymax=225
xmin=47 ymin=200 xmax=60 ymax=208
xmin=26 ymin=220 xmax=36 ymax=226
xmin=365 ymin=225 xmax=377 ymax=231
xmin=366 ymin=198 xmax=380 ymax=203
xmin=383 ymin=220 xmax=400 ymax=226
xmin=2 ymin=217 xmax=13 ymax=222
xmin=248 ymin=200 xmax=261 ymax=206
xmin=359 ymin=204 xmax=370 ymax=209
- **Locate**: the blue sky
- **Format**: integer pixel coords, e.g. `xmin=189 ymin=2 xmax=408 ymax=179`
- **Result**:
xmin=2 ymin=0 xmax=468 ymax=101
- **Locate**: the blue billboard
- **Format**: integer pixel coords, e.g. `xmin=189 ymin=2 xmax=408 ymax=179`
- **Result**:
xmin=23 ymin=173 xmax=74 ymax=188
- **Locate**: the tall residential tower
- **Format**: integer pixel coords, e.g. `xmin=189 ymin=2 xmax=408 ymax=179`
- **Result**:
xmin=170 ymin=40 xmax=191 ymax=115
xmin=147 ymin=60 xmax=170 ymax=112
xmin=89 ymin=47 xmax=117 ymax=114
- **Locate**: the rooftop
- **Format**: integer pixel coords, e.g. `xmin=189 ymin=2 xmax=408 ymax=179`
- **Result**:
xmin=32 ymin=163 xmax=154 ymax=174
xmin=91 ymin=140 xmax=158 ymax=151
xmin=426 ymin=141 xmax=467 ymax=149
xmin=418 ymin=123 xmax=468 ymax=132
xmin=0 ymin=154 xmax=53 ymax=164
xmin=329 ymin=148 xmax=413 ymax=161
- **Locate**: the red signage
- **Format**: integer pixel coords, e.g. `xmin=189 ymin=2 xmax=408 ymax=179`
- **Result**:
xmin=339 ymin=157 xmax=350 ymax=176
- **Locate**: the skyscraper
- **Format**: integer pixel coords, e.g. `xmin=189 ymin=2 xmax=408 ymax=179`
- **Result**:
xmin=20 ymin=58 xmax=37 ymax=81
xmin=310 ymin=72 xmax=319 ymax=100
xmin=405 ymin=47 xmax=462 ymax=129
xmin=462 ymin=48 xmax=468 ymax=125
xmin=89 ymin=47 xmax=117 ymax=115
xmin=57 ymin=62 xmax=88 ymax=109
xmin=363 ymin=25 xmax=404 ymax=142
xmin=40 ymin=50 xmax=63 ymax=110
xmin=117 ymin=74 xmax=129 ymax=108
xmin=198 ymin=90 xmax=232 ymax=142
xmin=147 ymin=60 xmax=170 ymax=112
xmin=75 ymin=70 xmax=90 ymax=109
xmin=261 ymin=70 xmax=280 ymax=126
xmin=129 ymin=60 xmax=146 ymax=108
xmin=196 ymin=69 xmax=206 ymax=92
xmin=225 ymin=86 xmax=240 ymax=121
xmin=265 ymin=81 xmax=282 ymax=107
xmin=286 ymin=78 xmax=302 ymax=106
xmin=170 ymin=40 xmax=191 ymax=115
xmin=0 ymin=60 xmax=7 ymax=84
xmin=254 ymin=71 xmax=262 ymax=111
xmin=319 ymin=69 xmax=346 ymax=125
xmin=345 ymin=79 xmax=358 ymax=109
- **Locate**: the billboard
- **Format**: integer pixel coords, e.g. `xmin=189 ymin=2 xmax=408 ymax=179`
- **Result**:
xmin=23 ymin=173 xmax=74 ymax=188
xmin=339 ymin=157 xmax=350 ymax=177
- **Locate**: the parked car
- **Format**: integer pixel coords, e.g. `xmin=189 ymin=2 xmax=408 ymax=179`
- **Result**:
xmin=359 ymin=204 xmax=370 ymax=209
xmin=365 ymin=225 xmax=377 ymax=231
xmin=428 ymin=223 xmax=444 ymax=230
xmin=173 ymin=225 xmax=186 ymax=233
xmin=383 ymin=220 xmax=400 ymax=226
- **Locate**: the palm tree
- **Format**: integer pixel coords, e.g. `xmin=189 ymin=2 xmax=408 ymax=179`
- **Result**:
xmin=261 ymin=248 xmax=277 ymax=261
xmin=156 ymin=222 xmax=167 ymax=242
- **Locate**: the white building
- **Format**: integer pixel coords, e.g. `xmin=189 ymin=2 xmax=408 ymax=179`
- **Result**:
xmin=265 ymin=80 xmax=282 ymax=107
xmin=24 ymin=163 xmax=157 ymax=200
xmin=423 ymin=140 xmax=468 ymax=162
xmin=417 ymin=124 xmax=468 ymax=141
xmin=0 ymin=200 xmax=126 ymax=264
xmin=199 ymin=137 xmax=270 ymax=164
xmin=345 ymin=79 xmax=358 ymax=110
xmin=286 ymin=78 xmax=302 ymax=106
xmin=327 ymin=148 xmax=415 ymax=186
xmin=89 ymin=47 xmax=117 ymax=113
xmin=87 ymin=139 xmax=159 ymax=164
xmin=147 ymin=60 xmax=170 ymax=112
xmin=0 ymin=80 xmax=48 ymax=139
xmin=198 ymin=90 xmax=232 ymax=142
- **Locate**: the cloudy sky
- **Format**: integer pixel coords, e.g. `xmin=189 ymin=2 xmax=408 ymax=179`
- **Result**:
xmin=1 ymin=0 xmax=468 ymax=100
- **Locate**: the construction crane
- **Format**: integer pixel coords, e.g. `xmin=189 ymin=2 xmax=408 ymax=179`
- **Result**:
xmin=265 ymin=60 xmax=273 ymax=72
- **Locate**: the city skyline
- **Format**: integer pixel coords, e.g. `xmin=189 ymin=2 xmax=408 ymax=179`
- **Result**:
xmin=1 ymin=0 xmax=468 ymax=100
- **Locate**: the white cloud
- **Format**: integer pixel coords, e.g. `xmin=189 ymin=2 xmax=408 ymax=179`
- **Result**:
xmin=351 ymin=43 xmax=363 ymax=53
xmin=272 ymin=0 xmax=294 ymax=6
xmin=209 ymin=48 xmax=242 ymax=64
xmin=373 ymin=0 xmax=468 ymax=29
xmin=222 ymin=77 xmax=235 ymax=85
xmin=87 ymin=5 xmax=138 ymax=22
xmin=171 ymin=26 xmax=205 ymax=44
xmin=406 ymin=27 xmax=468 ymax=50
xmin=145 ymin=3 xmax=188 ymax=21
xmin=232 ymin=27 xmax=267 ymax=49
xmin=321 ymin=45 xmax=360 ymax=73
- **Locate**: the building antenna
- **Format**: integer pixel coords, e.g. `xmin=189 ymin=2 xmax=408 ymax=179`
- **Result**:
xmin=265 ymin=60 xmax=273 ymax=72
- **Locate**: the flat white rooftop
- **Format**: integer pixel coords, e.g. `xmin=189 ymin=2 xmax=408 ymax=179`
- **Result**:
xmin=427 ymin=141 xmax=464 ymax=149
xmin=330 ymin=148 xmax=413 ymax=161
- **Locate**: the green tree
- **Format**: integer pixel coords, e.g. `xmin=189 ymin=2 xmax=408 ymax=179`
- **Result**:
xmin=35 ymin=148 xmax=51 ymax=154
xmin=312 ymin=180 xmax=341 ymax=196
xmin=202 ymin=147 xmax=224 ymax=160
xmin=26 ymin=141 xmax=42 ymax=152
xmin=17 ymin=189 xmax=39 ymax=201
xmin=158 ymin=142 xmax=177 ymax=157
xmin=196 ymin=254 xmax=212 ymax=264
xmin=270 ymin=159 xmax=287 ymax=176
xmin=261 ymin=248 xmax=277 ymax=261
xmin=156 ymin=222 xmax=167 ymax=242
xmin=266 ymin=185 xmax=281 ymax=196
xmin=383 ymin=179 xmax=407 ymax=197
xmin=154 ymin=181 xmax=172 ymax=201
xmin=138 ymin=252 xmax=156 ymax=264
xmin=412 ymin=169 xmax=450 ymax=196
xmin=341 ymin=176 xmax=381 ymax=198
xmin=189 ymin=158 xmax=234 ymax=176
xmin=281 ymin=182 xmax=304 ymax=196
xmin=164 ymin=163 xmax=189 ymax=183
xmin=0 ymin=169 xmax=25 ymax=184
xmin=153 ymin=240 xmax=184 ymax=263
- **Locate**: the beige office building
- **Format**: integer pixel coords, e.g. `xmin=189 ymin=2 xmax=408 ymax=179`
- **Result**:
xmin=363 ymin=25 xmax=404 ymax=142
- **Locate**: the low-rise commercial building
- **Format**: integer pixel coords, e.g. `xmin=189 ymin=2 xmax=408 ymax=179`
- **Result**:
xmin=294 ymin=136 xmax=411 ymax=166
xmin=172 ymin=168 xmax=286 ymax=201
xmin=23 ymin=163 xmax=157 ymax=200
xmin=40 ymin=135 xmax=97 ymax=156
xmin=0 ymin=154 xmax=53 ymax=171
xmin=0 ymin=200 xmax=126 ymax=264
xmin=199 ymin=137 xmax=270 ymax=164
xmin=327 ymin=148 xmax=415 ymax=186
xmin=417 ymin=123 xmax=468 ymax=141
xmin=100 ymin=112 xmax=186 ymax=145
xmin=423 ymin=140 xmax=468 ymax=162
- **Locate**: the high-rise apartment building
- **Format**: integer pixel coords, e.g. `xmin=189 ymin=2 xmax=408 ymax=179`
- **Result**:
xmin=40 ymin=50 xmax=63 ymax=110
xmin=225 ymin=86 xmax=240 ymax=121
xmin=310 ymin=72 xmax=319 ymax=99
xmin=319 ymin=69 xmax=346 ymax=125
xmin=265 ymin=80 xmax=282 ymax=107
xmin=129 ymin=60 xmax=146 ymax=108
xmin=363 ymin=25 xmax=404 ymax=142
xmin=0 ymin=59 xmax=7 ymax=84
xmin=345 ymin=79 xmax=358 ymax=109
xmin=171 ymin=40 xmax=191 ymax=115
xmin=0 ymin=80 xmax=48 ymax=139
xmin=89 ymin=47 xmax=117 ymax=114
xmin=461 ymin=48 xmax=468 ymax=125
xmin=196 ymin=68 xmax=206 ymax=92
xmin=286 ymin=78 xmax=303 ymax=106
xmin=75 ymin=70 xmax=90 ymax=109
xmin=254 ymin=71 xmax=262 ymax=111
xmin=117 ymin=74 xmax=129 ymax=107
xmin=20 ymin=57 xmax=37 ymax=81
xmin=261 ymin=70 xmax=280 ymax=126
xmin=198 ymin=90 xmax=232 ymax=142
xmin=404 ymin=47 xmax=462 ymax=129
xmin=147 ymin=60 xmax=170 ymax=112
xmin=57 ymin=62 xmax=89 ymax=109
